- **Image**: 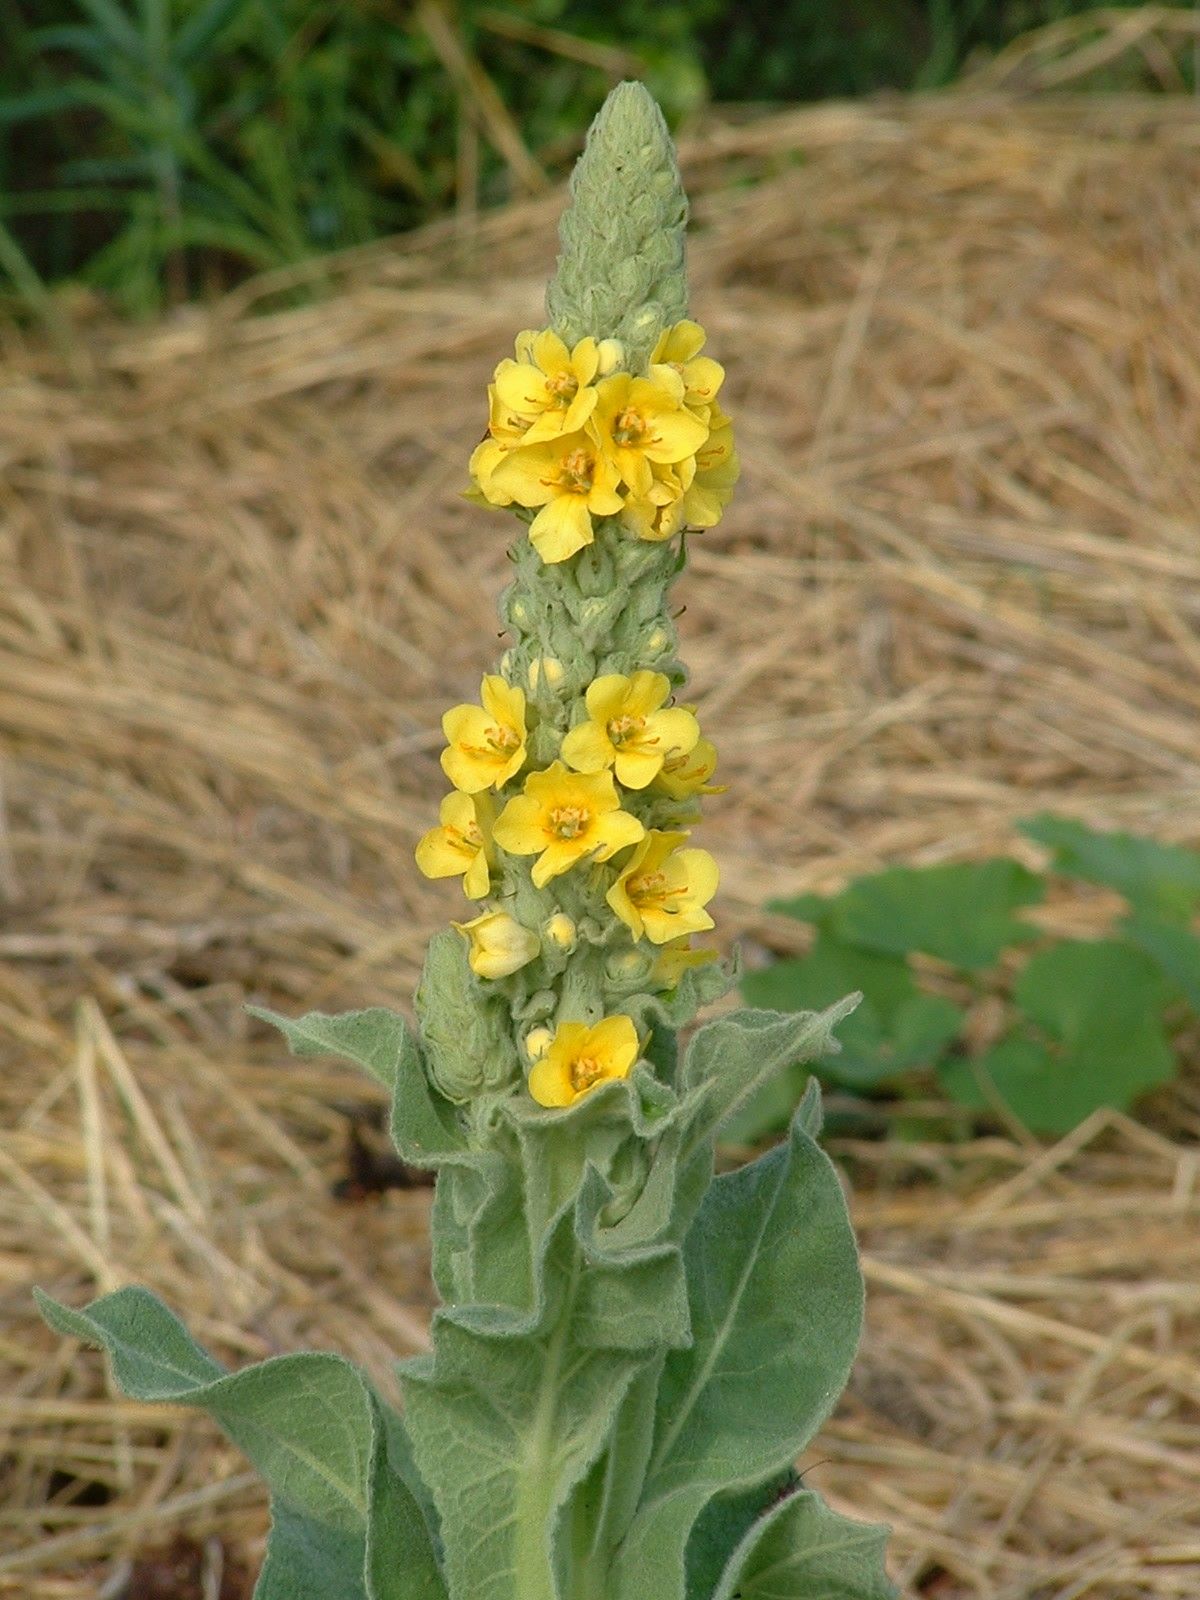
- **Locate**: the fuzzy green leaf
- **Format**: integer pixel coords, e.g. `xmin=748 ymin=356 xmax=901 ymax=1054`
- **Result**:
xmin=1020 ymin=814 xmax=1200 ymax=921
xmin=711 ymin=1490 xmax=895 ymax=1600
xmin=681 ymin=1001 xmax=858 ymax=1148
xmin=35 ymin=1287 xmax=445 ymax=1600
xmin=400 ymin=1253 xmax=644 ymax=1600
xmin=249 ymin=1003 xmax=467 ymax=1167
xmin=611 ymin=1105 xmax=863 ymax=1600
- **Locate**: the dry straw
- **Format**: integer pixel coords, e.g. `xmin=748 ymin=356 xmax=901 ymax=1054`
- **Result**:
xmin=3 ymin=27 xmax=1200 ymax=1599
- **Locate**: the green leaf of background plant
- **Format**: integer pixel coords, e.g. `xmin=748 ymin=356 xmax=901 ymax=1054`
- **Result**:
xmin=1020 ymin=813 xmax=1200 ymax=922
xmin=1015 ymin=938 xmax=1167 ymax=1043
xmin=34 ymin=1286 xmax=446 ymax=1599
xmin=1121 ymin=918 xmax=1200 ymax=1011
xmin=939 ymin=938 xmax=1177 ymax=1132
xmin=827 ymin=859 xmax=1043 ymax=969
xmin=710 ymin=1489 xmax=895 ymax=1600
xmin=611 ymin=1103 xmax=864 ymax=1600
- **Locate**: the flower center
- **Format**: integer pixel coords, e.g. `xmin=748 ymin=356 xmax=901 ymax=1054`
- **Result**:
xmin=612 ymin=407 xmax=649 ymax=447
xmin=570 ymin=1054 xmax=604 ymax=1092
xmin=549 ymin=804 xmax=590 ymax=839
xmin=546 ymin=371 xmax=578 ymax=405
xmin=559 ymin=448 xmax=596 ymax=494
xmin=607 ymin=713 xmax=646 ymax=748
xmin=486 ymin=724 xmax=520 ymax=755
xmin=628 ymin=870 xmax=670 ymax=906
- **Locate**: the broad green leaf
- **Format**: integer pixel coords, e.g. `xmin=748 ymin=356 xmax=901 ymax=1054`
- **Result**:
xmin=249 ymin=1004 xmax=467 ymax=1167
xmin=681 ymin=1001 xmax=858 ymax=1150
xmin=247 ymin=1003 xmax=408 ymax=1092
xmin=942 ymin=938 xmax=1177 ymax=1131
xmin=254 ymin=1504 xmax=368 ymax=1599
xmin=940 ymin=1024 xmax=1175 ymax=1135
xmin=611 ymin=1106 xmax=863 ymax=1600
xmin=711 ymin=1489 xmax=895 ymax=1600
xmin=828 ymin=859 xmax=1043 ymax=969
xmin=1020 ymin=814 xmax=1200 ymax=922
xmin=765 ymin=892 xmax=830 ymax=925
xmin=1122 ymin=918 xmax=1200 ymax=1011
xmin=400 ymin=1302 xmax=643 ymax=1600
xmin=1015 ymin=939 xmax=1166 ymax=1042
xmin=35 ymin=1287 xmax=445 ymax=1600
xmin=684 ymin=1478 xmax=792 ymax=1600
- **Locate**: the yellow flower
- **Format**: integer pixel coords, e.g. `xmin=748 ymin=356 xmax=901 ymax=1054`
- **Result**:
xmin=679 ymin=421 xmax=739 ymax=528
xmin=494 ymin=330 xmax=600 ymax=445
xmin=415 ymin=791 xmax=495 ymax=898
xmin=493 ymin=762 xmax=644 ymax=888
xmin=489 ymin=432 xmax=624 ymax=564
xmin=527 ymin=1015 xmax=640 ymax=1108
xmin=651 ymin=320 xmax=726 ymax=423
xmin=453 ymin=910 xmax=540 ymax=979
xmin=561 ymin=671 xmax=699 ymax=790
xmin=606 ymin=831 xmax=719 ymax=944
xmin=442 ymin=676 xmax=527 ymax=793
xmin=653 ymin=937 xmax=720 ymax=988
xmin=592 ymin=368 xmax=710 ymax=498
xmin=654 ymin=736 xmax=725 ymax=801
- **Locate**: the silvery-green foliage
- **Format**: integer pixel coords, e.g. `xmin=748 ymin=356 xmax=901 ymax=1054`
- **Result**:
xmin=40 ymin=999 xmax=893 ymax=1598
xmin=546 ymin=81 xmax=689 ymax=369
xmin=416 ymin=929 xmax=521 ymax=1103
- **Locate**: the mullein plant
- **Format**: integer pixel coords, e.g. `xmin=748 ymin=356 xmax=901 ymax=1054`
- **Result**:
xmin=38 ymin=84 xmax=894 ymax=1600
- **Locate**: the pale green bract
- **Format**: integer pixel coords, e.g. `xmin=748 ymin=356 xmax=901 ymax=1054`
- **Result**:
xmin=37 ymin=82 xmax=895 ymax=1600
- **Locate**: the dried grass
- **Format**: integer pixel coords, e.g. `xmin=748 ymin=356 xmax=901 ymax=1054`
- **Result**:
xmin=2 ymin=71 xmax=1200 ymax=1600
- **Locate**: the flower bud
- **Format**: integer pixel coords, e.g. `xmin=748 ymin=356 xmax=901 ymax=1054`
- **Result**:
xmin=416 ymin=929 xmax=520 ymax=1102
xmin=454 ymin=911 xmax=540 ymax=980
xmin=528 ymin=656 xmax=565 ymax=692
xmin=605 ymin=948 xmax=653 ymax=986
xmin=509 ymin=597 xmax=530 ymax=628
xmin=597 ymin=338 xmax=624 ymax=375
xmin=524 ymin=1026 xmax=553 ymax=1061
xmin=542 ymin=913 xmax=576 ymax=953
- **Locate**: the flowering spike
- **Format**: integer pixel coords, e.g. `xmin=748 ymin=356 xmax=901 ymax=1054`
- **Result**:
xmin=546 ymin=80 xmax=689 ymax=369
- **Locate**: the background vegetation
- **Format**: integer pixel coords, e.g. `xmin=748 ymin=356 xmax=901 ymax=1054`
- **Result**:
xmin=0 ymin=0 xmax=1181 ymax=314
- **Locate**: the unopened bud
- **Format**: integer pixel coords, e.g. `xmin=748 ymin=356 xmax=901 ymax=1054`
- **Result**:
xmin=606 ymin=948 xmax=653 ymax=985
xmin=597 ymin=338 xmax=624 ymax=375
xmin=524 ymin=1026 xmax=553 ymax=1061
xmin=529 ymin=656 xmax=565 ymax=692
xmin=454 ymin=911 xmax=540 ymax=980
xmin=543 ymin=913 xmax=576 ymax=953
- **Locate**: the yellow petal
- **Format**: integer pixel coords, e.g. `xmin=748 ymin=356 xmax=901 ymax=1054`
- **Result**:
xmin=561 ymin=719 xmax=614 ymax=774
xmin=494 ymin=359 xmax=549 ymax=416
xmin=590 ymin=809 xmax=646 ymax=862
xmin=652 ymin=320 xmax=706 ymax=364
xmin=530 ymin=328 xmax=570 ymax=375
xmin=623 ymin=670 xmax=672 ymax=718
xmin=614 ymin=746 xmax=665 ymax=790
xmin=588 ymin=1014 xmax=640 ymax=1075
xmin=530 ymin=495 xmax=593 ymax=564
xmin=492 ymin=793 xmax=545 ymax=856
xmin=644 ymin=407 xmax=710 ymax=464
xmin=527 ymin=1052 xmax=575 ymax=1108
xmin=531 ymin=838 xmax=586 ymax=888
xmin=480 ymin=674 xmax=526 ymax=735
xmin=462 ymin=850 xmax=491 ymax=899
xmin=490 ymin=442 xmax=560 ymax=508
